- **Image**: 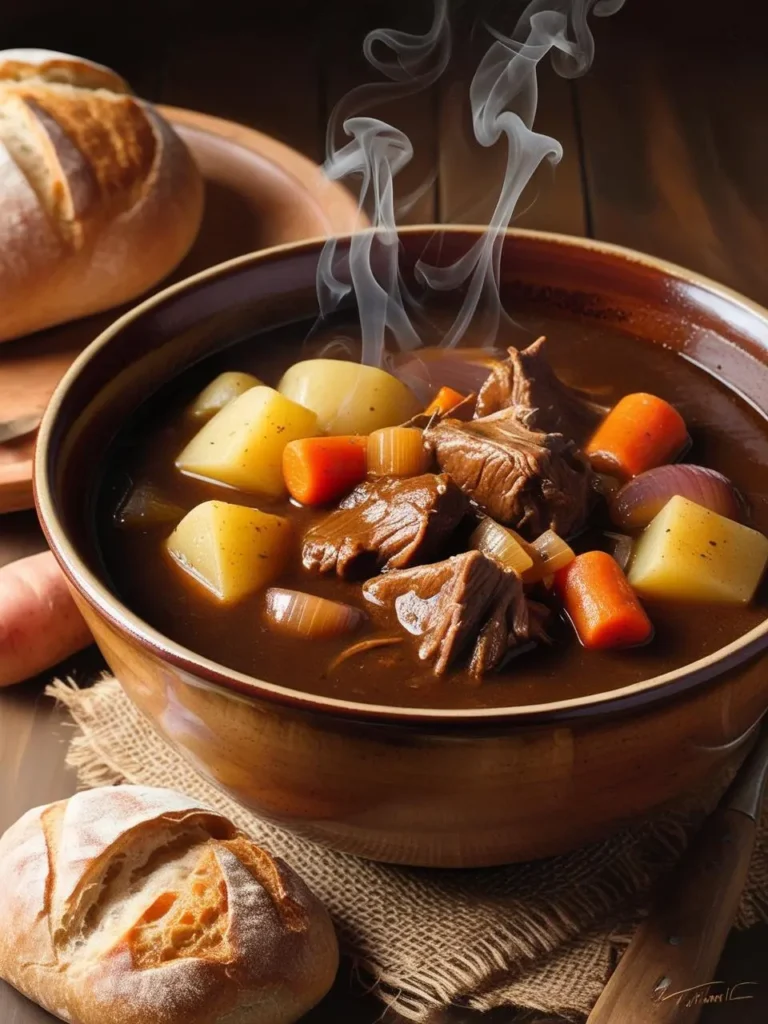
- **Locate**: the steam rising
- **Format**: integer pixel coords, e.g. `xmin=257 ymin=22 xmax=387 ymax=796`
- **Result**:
xmin=420 ymin=0 xmax=625 ymax=349
xmin=319 ymin=0 xmax=625 ymax=365
xmin=317 ymin=0 xmax=451 ymax=367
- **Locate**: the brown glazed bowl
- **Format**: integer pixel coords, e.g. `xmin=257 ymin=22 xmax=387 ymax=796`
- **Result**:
xmin=35 ymin=227 xmax=768 ymax=867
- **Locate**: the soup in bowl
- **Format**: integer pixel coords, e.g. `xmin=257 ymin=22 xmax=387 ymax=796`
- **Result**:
xmin=35 ymin=227 xmax=768 ymax=867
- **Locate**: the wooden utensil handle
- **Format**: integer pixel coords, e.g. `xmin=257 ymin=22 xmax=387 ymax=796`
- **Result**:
xmin=587 ymin=807 xmax=756 ymax=1024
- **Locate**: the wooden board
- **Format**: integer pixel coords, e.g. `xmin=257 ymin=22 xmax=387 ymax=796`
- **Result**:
xmin=0 ymin=107 xmax=359 ymax=515
xmin=438 ymin=13 xmax=586 ymax=235
xmin=159 ymin=7 xmax=324 ymax=163
xmin=322 ymin=0 xmax=441 ymax=226
xmin=575 ymin=0 xmax=768 ymax=305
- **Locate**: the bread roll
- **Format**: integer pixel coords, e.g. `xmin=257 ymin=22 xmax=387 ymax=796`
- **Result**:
xmin=0 ymin=50 xmax=204 ymax=343
xmin=0 ymin=786 xmax=339 ymax=1024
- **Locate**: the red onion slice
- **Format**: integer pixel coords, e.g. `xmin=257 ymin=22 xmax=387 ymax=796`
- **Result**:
xmin=610 ymin=464 xmax=744 ymax=531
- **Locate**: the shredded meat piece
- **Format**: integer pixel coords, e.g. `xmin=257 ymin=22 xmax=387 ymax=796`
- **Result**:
xmin=476 ymin=336 xmax=602 ymax=441
xmin=424 ymin=408 xmax=594 ymax=538
xmin=302 ymin=473 xmax=469 ymax=579
xmin=363 ymin=550 xmax=549 ymax=677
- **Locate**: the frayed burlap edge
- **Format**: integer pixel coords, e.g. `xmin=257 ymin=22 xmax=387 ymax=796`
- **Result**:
xmin=46 ymin=677 xmax=768 ymax=1022
xmin=366 ymin=818 xmax=692 ymax=1020
xmin=49 ymin=677 xmax=147 ymax=789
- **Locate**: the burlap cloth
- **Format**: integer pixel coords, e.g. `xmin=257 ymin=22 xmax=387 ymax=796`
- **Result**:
xmin=48 ymin=676 xmax=768 ymax=1022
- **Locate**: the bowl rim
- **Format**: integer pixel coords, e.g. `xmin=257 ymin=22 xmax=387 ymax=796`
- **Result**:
xmin=35 ymin=225 xmax=768 ymax=725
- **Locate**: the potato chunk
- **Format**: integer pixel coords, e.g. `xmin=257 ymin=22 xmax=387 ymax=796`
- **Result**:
xmin=166 ymin=500 xmax=291 ymax=603
xmin=628 ymin=495 xmax=768 ymax=604
xmin=176 ymin=386 xmax=317 ymax=496
xmin=189 ymin=371 xmax=263 ymax=420
xmin=278 ymin=359 xmax=419 ymax=435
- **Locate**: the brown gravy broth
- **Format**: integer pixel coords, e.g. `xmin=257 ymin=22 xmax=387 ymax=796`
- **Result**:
xmin=97 ymin=310 xmax=768 ymax=709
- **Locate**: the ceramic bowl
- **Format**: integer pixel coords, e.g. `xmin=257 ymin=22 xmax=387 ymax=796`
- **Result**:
xmin=35 ymin=227 xmax=768 ymax=867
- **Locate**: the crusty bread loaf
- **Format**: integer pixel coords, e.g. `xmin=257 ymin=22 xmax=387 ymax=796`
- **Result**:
xmin=0 ymin=49 xmax=204 ymax=343
xmin=0 ymin=786 xmax=339 ymax=1024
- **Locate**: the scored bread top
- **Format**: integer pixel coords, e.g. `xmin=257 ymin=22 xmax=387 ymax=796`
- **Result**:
xmin=0 ymin=48 xmax=204 ymax=344
xmin=51 ymin=786 xmax=230 ymax=935
xmin=0 ymin=786 xmax=338 ymax=1024
xmin=0 ymin=82 xmax=160 ymax=248
xmin=0 ymin=48 xmax=130 ymax=93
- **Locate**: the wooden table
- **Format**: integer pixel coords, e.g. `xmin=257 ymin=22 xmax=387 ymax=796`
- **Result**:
xmin=2 ymin=0 xmax=768 ymax=1020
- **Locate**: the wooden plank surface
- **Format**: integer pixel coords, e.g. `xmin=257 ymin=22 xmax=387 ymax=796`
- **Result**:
xmin=439 ymin=49 xmax=586 ymax=235
xmin=577 ymin=0 xmax=768 ymax=305
xmin=436 ymin=0 xmax=585 ymax=234
xmin=321 ymin=0 xmax=440 ymax=225
xmin=159 ymin=4 xmax=324 ymax=163
xmin=0 ymin=4 xmax=166 ymax=97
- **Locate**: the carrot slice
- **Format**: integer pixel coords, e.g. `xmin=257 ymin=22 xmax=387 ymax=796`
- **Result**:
xmin=283 ymin=436 xmax=368 ymax=505
xmin=585 ymin=392 xmax=689 ymax=479
xmin=555 ymin=550 xmax=653 ymax=650
xmin=424 ymin=386 xmax=468 ymax=417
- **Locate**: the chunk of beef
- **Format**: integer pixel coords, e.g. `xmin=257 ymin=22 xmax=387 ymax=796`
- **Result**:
xmin=302 ymin=473 xmax=469 ymax=579
xmin=476 ymin=336 xmax=602 ymax=441
xmin=363 ymin=550 xmax=548 ymax=677
xmin=424 ymin=409 xmax=594 ymax=538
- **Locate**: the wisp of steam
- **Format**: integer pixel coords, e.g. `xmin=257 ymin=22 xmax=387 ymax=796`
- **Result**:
xmin=318 ymin=0 xmax=625 ymax=366
xmin=317 ymin=0 xmax=451 ymax=368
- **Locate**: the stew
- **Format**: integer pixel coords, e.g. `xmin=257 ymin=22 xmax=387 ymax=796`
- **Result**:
xmin=97 ymin=310 xmax=768 ymax=710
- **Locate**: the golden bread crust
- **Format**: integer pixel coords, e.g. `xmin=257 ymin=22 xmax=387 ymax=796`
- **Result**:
xmin=0 ymin=786 xmax=339 ymax=1024
xmin=0 ymin=51 xmax=203 ymax=342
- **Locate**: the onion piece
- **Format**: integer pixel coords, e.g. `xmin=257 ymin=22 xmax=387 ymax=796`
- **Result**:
xmin=115 ymin=482 xmax=185 ymax=529
xmin=610 ymin=464 xmax=743 ymax=531
xmin=603 ymin=531 xmax=634 ymax=573
xmin=368 ymin=427 xmax=429 ymax=477
xmin=525 ymin=530 xmax=575 ymax=582
xmin=471 ymin=518 xmax=535 ymax=576
xmin=329 ymin=635 xmax=403 ymax=671
xmin=264 ymin=588 xmax=364 ymax=640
